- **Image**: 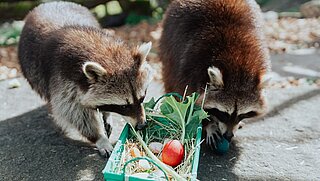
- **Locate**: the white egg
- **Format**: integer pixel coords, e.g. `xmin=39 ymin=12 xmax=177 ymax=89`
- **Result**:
xmin=148 ymin=142 xmax=163 ymax=154
xmin=153 ymin=169 xmax=166 ymax=178
xmin=138 ymin=160 xmax=151 ymax=170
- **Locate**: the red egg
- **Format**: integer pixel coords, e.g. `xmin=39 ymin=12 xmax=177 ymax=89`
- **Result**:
xmin=161 ymin=140 xmax=184 ymax=167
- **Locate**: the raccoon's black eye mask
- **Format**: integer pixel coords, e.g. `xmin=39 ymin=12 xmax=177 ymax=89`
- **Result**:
xmin=97 ymin=104 xmax=135 ymax=116
xmin=238 ymin=111 xmax=258 ymax=120
xmin=96 ymin=97 xmax=145 ymax=117
xmin=206 ymin=108 xmax=230 ymax=122
xmin=205 ymin=108 xmax=257 ymax=123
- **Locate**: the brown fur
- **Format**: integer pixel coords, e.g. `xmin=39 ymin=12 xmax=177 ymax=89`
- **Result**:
xmin=160 ymin=0 xmax=270 ymax=145
xmin=161 ymin=0 xmax=269 ymax=95
xmin=39 ymin=26 xmax=144 ymax=93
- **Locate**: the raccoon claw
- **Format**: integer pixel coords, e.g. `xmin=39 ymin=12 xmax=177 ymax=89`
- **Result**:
xmin=206 ymin=134 xmax=216 ymax=149
xmin=98 ymin=147 xmax=113 ymax=157
xmin=205 ymin=122 xmax=223 ymax=150
xmin=206 ymin=132 xmax=223 ymax=150
xmin=96 ymin=136 xmax=114 ymax=157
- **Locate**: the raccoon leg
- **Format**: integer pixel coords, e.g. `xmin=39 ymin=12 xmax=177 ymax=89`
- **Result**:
xmin=205 ymin=120 xmax=223 ymax=149
xmin=102 ymin=112 xmax=112 ymax=137
xmin=85 ymin=109 xmax=114 ymax=156
xmin=95 ymin=132 xmax=114 ymax=156
xmin=50 ymin=97 xmax=113 ymax=156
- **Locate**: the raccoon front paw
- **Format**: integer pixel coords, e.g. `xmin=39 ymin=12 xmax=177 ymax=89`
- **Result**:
xmin=205 ymin=122 xmax=223 ymax=149
xmin=96 ymin=136 xmax=114 ymax=157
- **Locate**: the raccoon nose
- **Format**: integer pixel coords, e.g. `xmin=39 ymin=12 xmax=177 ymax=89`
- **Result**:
xmin=223 ymin=132 xmax=234 ymax=142
xmin=135 ymin=121 xmax=147 ymax=130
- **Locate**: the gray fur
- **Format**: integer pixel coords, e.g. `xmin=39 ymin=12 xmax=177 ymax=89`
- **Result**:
xmin=18 ymin=2 xmax=153 ymax=156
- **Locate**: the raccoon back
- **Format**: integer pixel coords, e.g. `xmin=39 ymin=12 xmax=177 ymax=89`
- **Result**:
xmin=160 ymin=0 xmax=270 ymax=95
xmin=18 ymin=2 xmax=100 ymax=100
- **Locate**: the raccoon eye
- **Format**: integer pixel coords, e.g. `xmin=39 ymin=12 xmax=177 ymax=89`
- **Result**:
xmin=121 ymin=105 xmax=129 ymax=109
xmin=238 ymin=111 xmax=258 ymax=120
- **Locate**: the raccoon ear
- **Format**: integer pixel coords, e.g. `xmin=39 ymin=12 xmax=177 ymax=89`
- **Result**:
xmin=83 ymin=62 xmax=107 ymax=80
xmin=138 ymin=41 xmax=152 ymax=62
xmin=207 ymin=66 xmax=224 ymax=88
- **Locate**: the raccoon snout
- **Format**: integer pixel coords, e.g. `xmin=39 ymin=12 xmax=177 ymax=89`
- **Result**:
xmin=135 ymin=104 xmax=147 ymax=130
xmin=223 ymin=131 xmax=234 ymax=142
xmin=135 ymin=121 xmax=147 ymax=130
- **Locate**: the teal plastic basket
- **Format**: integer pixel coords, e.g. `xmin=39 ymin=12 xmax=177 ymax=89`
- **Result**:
xmin=102 ymin=123 xmax=202 ymax=181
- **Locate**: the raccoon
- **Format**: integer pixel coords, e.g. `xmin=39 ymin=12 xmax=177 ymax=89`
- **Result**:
xmin=18 ymin=2 xmax=153 ymax=155
xmin=160 ymin=0 xmax=270 ymax=149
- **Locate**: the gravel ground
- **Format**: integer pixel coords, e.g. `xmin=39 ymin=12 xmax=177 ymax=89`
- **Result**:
xmin=1 ymin=53 xmax=320 ymax=181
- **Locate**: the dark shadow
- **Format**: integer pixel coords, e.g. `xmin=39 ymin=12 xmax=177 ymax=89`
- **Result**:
xmin=249 ymin=88 xmax=320 ymax=124
xmin=0 ymin=106 xmax=106 ymax=181
xmin=198 ymin=140 xmax=242 ymax=181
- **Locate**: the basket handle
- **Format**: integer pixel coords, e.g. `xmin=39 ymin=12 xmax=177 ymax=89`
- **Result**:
xmin=154 ymin=92 xmax=183 ymax=107
xmin=123 ymin=157 xmax=169 ymax=181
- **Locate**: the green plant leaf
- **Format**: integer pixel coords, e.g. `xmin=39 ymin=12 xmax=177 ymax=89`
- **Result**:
xmin=161 ymin=96 xmax=191 ymax=123
xmin=159 ymin=101 xmax=173 ymax=115
xmin=144 ymin=97 xmax=156 ymax=110
xmin=145 ymin=92 xmax=208 ymax=142
xmin=185 ymin=93 xmax=208 ymax=139
xmin=185 ymin=109 xmax=208 ymax=139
